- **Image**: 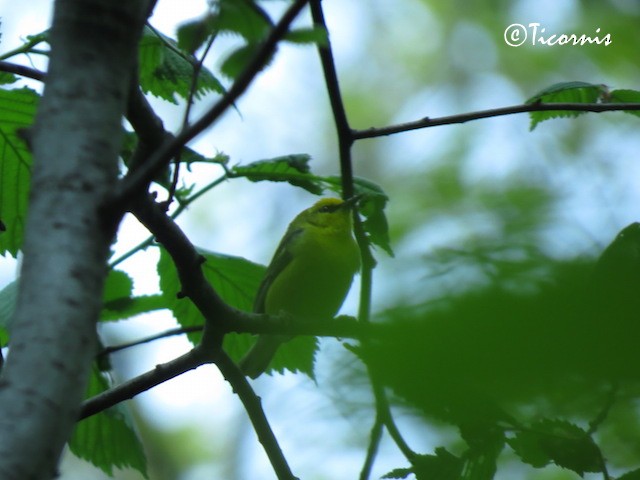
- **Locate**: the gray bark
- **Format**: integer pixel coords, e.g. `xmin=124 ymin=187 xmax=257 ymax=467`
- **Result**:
xmin=0 ymin=0 xmax=150 ymax=478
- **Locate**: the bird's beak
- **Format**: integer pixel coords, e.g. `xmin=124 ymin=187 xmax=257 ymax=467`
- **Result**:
xmin=341 ymin=194 xmax=363 ymax=210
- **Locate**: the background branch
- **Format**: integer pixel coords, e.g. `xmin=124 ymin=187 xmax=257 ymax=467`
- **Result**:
xmin=353 ymin=102 xmax=640 ymax=139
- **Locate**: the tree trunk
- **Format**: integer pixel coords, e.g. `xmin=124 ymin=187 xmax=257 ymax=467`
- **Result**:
xmin=0 ymin=0 xmax=150 ymax=478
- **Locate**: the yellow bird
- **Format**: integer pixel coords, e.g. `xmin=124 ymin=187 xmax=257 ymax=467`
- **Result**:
xmin=239 ymin=197 xmax=361 ymax=378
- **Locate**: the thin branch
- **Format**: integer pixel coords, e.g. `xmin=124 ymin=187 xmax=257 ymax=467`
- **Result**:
xmin=100 ymin=315 xmax=376 ymax=353
xmin=80 ymin=347 xmax=206 ymax=419
xmin=113 ymin=0 xmax=311 ymax=208
xmin=216 ymin=352 xmax=298 ymax=480
xmin=359 ymin=418 xmax=383 ymax=480
xmin=97 ymin=325 xmax=203 ymax=357
xmin=309 ymin=0 xmax=354 ymax=199
xmin=352 ymin=102 xmax=640 ymax=139
xmin=0 ymin=61 xmax=46 ymax=82
xmin=166 ymin=29 xmax=218 ymax=206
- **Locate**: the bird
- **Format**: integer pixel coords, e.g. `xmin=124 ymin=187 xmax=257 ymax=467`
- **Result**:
xmin=238 ymin=196 xmax=362 ymax=378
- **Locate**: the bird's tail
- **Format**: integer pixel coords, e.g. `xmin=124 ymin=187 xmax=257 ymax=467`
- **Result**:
xmin=238 ymin=335 xmax=284 ymax=379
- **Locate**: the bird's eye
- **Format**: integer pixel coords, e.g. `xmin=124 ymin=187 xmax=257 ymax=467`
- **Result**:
xmin=318 ymin=204 xmax=337 ymax=213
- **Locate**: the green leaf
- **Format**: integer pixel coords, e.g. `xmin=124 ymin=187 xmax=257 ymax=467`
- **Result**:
xmin=0 ymin=72 xmax=18 ymax=85
xmin=138 ymin=26 xmax=224 ymax=104
xmin=158 ymin=247 xmax=265 ymax=344
xmin=508 ymin=419 xmax=601 ymax=476
xmin=70 ymin=367 xmax=147 ymax=477
xmin=283 ymin=26 xmax=329 ymax=46
xmin=618 ymin=468 xmax=640 ymax=480
xmin=220 ymin=43 xmax=266 ymax=79
xmin=230 ymin=154 xmax=324 ymax=194
xmin=607 ymin=89 xmax=640 ymax=118
xmin=384 ymin=448 xmax=463 ymax=480
xmin=0 ymin=87 xmax=39 ymax=257
xmin=214 ymin=0 xmax=272 ymax=43
xmin=100 ymin=269 xmax=167 ymax=322
xmin=526 ymin=81 xmax=607 ymax=130
xmin=177 ymin=15 xmax=217 ymax=55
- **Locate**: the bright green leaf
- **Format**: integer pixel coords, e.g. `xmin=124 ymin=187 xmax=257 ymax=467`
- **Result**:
xmin=0 ymin=87 xmax=39 ymax=257
xmin=158 ymin=247 xmax=265 ymax=344
xmin=526 ymin=81 xmax=607 ymax=130
xmin=230 ymin=154 xmax=324 ymax=194
xmin=70 ymin=367 xmax=147 ymax=477
xmin=138 ymin=26 xmax=224 ymax=104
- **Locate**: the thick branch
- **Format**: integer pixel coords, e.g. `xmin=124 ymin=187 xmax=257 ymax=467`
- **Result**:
xmin=129 ymin=194 xmax=237 ymax=352
xmin=0 ymin=0 xmax=151 ymax=478
xmin=353 ymin=102 xmax=640 ymax=139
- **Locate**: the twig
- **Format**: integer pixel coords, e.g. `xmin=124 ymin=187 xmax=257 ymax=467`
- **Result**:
xmin=97 ymin=325 xmax=203 ymax=357
xmin=216 ymin=352 xmax=298 ymax=480
xmin=166 ymin=28 xmax=218 ymax=206
xmin=80 ymin=347 xmax=206 ymax=420
xmin=359 ymin=418 xmax=383 ymax=480
xmin=113 ymin=0 xmax=311 ymax=208
xmin=352 ymin=102 xmax=640 ymax=139
xmin=309 ymin=0 xmax=354 ymax=199
xmin=0 ymin=61 xmax=46 ymax=82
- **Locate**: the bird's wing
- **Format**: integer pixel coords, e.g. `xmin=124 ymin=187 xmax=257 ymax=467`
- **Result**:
xmin=253 ymin=226 xmax=303 ymax=313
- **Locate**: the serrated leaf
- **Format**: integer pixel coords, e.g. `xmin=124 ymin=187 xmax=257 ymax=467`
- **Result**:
xmin=508 ymin=419 xmax=601 ymax=476
xmin=526 ymin=81 xmax=606 ymax=130
xmin=231 ymin=154 xmax=324 ymax=194
xmin=0 ymin=87 xmax=39 ymax=257
xmin=158 ymin=247 xmax=265 ymax=344
xmin=607 ymin=89 xmax=640 ymax=118
xmin=70 ymin=367 xmax=147 ymax=477
xmin=138 ymin=26 xmax=224 ymax=104
xmin=284 ymin=26 xmax=328 ymax=46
